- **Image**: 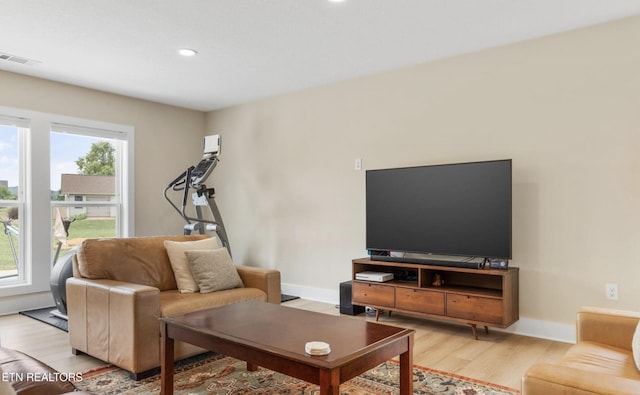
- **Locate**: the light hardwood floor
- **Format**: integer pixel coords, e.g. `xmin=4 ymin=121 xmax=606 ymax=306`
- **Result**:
xmin=0 ymin=299 xmax=572 ymax=390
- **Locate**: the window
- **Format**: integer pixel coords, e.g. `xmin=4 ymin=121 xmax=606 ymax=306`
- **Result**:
xmin=0 ymin=106 xmax=134 ymax=296
xmin=0 ymin=116 xmax=26 ymax=284
xmin=50 ymin=126 xmax=128 ymax=262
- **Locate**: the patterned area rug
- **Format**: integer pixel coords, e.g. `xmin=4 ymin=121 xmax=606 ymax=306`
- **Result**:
xmin=76 ymin=352 xmax=519 ymax=395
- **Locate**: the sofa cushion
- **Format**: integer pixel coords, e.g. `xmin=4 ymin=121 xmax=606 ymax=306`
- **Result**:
xmin=184 ymin=248 xmax=243 ymax=293
xmin=76 ymin=235 xmax=208 ymax=291
xmin=633 ymin=321 xmax=640 ymax=371
xmin=561 ymin=341 xmax=640 ymax=380
xmin=160 ymin=288 xmax=267 ymax=317
xmin=164 ymin=237 xmax=218 ymax=293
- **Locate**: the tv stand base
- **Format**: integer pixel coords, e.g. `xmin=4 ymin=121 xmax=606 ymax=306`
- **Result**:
xmin=373 ymin=309 xmax=490 ymax=340
xmin=374 ymin=309 xmax=392 ymax=321
xmin=470 ymin=324 xmax=490 ymax=340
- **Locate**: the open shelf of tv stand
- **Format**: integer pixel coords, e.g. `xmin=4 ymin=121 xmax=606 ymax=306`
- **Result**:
xmin=352 ymin=258 xmax=519 ymax=339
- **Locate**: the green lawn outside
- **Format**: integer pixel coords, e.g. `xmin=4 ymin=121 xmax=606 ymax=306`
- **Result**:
xmin=0 ymin=220 xmax=19 ymax=272
xmin=65 ymin=218 xmax=116 ymax=240
xmin=0 ymin=218 xmax=116 ymax=271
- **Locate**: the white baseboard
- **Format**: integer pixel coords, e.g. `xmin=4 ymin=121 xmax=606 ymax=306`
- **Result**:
xmin=0 ymin=291 xmax=54 ymax=316
xmin=282 ymin=283 xmax=340 ymax=305
xmin=281 ymin=283 xmax=576 ymax=344
xmin=495 ymin=317 xmax=575 ymax=343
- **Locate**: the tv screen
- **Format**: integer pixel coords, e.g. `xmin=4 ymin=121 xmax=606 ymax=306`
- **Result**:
xmin=366 ymin=159 xmax=512 ymax=260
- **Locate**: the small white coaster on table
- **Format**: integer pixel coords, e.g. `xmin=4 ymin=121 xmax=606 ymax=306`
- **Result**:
xmin=305 ymin=341 xmax=331 ymax=356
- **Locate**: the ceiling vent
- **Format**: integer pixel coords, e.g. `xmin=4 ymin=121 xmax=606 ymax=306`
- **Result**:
xmin=0 ymin=52 xmax=40 ymax=66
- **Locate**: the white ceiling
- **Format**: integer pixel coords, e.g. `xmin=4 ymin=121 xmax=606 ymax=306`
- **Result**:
xmin=2 ymin=1 xmax=640 ymax=112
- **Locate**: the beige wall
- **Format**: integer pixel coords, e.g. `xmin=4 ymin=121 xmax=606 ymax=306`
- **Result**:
xmin=207 ymin=16 xmax=640 ymax=326
xmin=0 ymin=71 xmax=206 ymax=236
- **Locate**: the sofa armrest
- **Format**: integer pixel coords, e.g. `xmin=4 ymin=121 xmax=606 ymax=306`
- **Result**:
xmin=523 ymin=363 xmax=640 ymax=395
xmin=577 ymin=306 xmax=640 ymax=351
xmin=236 ymin=265 xmax=281 ymax=304
xmin=66 ymin=278 xmax=161 ymax=372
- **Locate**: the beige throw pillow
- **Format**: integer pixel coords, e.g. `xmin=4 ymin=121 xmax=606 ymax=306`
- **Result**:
xmin=184 ymin=248 xmax=243 ymax=293
xmin=164 ymin=237 xmax=218 ymax=293
xmin=633 ymin=321 xmax=640 ymax=371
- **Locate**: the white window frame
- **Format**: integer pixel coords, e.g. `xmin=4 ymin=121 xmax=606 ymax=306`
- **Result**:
xmin=0 ymin=106 xmax=134 ymax=299
xmin=50 ymin=122 xmax=132 ymax=239
xmin=0 ymin=115 xmax=28 ymax=286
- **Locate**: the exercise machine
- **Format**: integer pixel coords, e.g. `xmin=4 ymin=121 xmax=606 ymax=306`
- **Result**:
xmin=50 ymin=249 xmax=76 ymax=319
xmin=163 ymin=134 xmax=231 ymax=257
xmin=50 ymin=215 xmax=76 ymax=320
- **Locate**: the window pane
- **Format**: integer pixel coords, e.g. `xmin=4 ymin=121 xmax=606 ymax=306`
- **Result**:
xmin=0 ymin=206 xmax=19 ymax=279
xmin=51 ymin=132 xmax=118 ymax=262
xmin=0 ymin=124 xmax=21 ymax=280
xmin=0 ymin=125 xmax=19 ymax=200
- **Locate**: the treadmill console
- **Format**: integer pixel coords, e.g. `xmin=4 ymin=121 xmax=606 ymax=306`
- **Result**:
xmin=190 ymin=158 xmax=216 ymax=187
xmin=190 ymin=134 xmax=222 ymax=187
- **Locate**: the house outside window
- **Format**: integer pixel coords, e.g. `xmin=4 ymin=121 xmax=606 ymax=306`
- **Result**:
xmin=63 ymin=175 xmax=116 ymax=216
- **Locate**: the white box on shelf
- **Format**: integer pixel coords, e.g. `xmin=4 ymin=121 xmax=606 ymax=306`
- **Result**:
xmin=355 ymin=271 xmax=394 ymax=282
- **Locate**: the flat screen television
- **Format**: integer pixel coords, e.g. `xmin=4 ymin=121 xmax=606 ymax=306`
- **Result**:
xmin=366 ymin=159 xmax=512 ymax=265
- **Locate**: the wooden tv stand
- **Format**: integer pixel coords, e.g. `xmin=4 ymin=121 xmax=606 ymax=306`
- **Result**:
xmin=352 ymin=258 xmax=519 ymax=339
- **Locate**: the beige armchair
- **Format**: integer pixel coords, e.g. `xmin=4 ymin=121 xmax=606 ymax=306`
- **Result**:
xmin=522 ymin=306 xmax=640 ymax=395
xmin=66 ymin=235 xmax=281 ymax=379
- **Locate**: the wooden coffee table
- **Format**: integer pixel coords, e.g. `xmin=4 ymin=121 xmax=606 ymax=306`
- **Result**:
xmin=160 ymin=301 xmax=414 ymax=395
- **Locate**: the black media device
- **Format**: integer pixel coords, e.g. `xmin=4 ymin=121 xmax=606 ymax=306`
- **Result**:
xmin=339 ymin=281 xmax=365 ymax=316
xmin=366 ymin=159 xmax=512 ymax=267
xmin=489 ymin=259 xmax=509 ymax=270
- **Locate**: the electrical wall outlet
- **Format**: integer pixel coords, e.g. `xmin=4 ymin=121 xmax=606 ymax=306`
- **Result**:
xmin=605 ymin=283 xmax=618 ymax=300
xmin=355 ymin=158 xmax=362 ymax=170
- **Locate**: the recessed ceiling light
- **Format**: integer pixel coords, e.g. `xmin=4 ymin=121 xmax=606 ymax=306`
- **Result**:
xmin=178 ymin=48 xmax=198 ymax=57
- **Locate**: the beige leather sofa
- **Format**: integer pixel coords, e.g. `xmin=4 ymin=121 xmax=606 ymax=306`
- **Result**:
xmin=66 ymin=235 xmax=281 ymax=379
xmin=522 ymin=306 xmax=640 ymax=395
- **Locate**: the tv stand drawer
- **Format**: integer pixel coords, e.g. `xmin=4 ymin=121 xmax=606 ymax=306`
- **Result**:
xmin=352 ymin=282 xmax=395 ymax=308
xmin=446 ymin=293 xmax=503 ymax=324
xmin=396 ymin=287 xmax=444 ymax=315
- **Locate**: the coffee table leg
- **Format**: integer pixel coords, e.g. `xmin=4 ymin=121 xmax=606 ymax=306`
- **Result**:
xmin=246 ymin=362 xmax=259 ymax=371
xmin=319 ymin=368 xmax=340 ymax=395
xmin=160 ymin=321 xmax=175 ymax=395
xmin=399 ymin=333 xmax=414 ymax=395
